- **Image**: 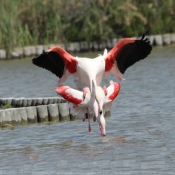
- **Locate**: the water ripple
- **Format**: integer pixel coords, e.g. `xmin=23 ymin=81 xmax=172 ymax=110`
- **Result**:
xmin=0 ymin=47 xmax=175 ymax=173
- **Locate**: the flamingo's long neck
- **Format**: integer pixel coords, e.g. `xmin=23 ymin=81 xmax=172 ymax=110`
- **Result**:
xmin=92 ymin=80 xmax=103 ymax=114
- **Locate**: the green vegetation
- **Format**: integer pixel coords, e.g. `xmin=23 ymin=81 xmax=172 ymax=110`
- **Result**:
xmin=0 ymin=0 xmax=175 ymax=57
xmin=1 ymin=103 xmax=12 ymax=109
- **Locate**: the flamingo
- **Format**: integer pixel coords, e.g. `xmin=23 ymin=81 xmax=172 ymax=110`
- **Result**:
xmin=55 ymin=80 xmax=120 ymax=136
xmin=32 ymin=35 xmax=152 ymax=98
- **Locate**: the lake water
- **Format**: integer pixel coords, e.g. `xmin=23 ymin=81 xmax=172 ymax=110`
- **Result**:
xmin=0 ymin=46 xmax=175 ymax=174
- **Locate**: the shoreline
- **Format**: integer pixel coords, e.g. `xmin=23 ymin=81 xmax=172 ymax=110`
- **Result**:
xmin=0 ymin=33 xmax=175 ymax=60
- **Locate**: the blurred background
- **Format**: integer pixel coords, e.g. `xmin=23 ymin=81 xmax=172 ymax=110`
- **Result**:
xmin=0 ymin=0 xmax=175 ymax=58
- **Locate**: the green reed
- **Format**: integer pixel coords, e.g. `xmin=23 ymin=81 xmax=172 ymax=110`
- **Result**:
xmin=0 ymin=0 xmax=175 ymax=58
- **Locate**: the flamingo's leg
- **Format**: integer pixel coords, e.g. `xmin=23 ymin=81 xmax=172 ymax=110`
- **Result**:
xmin=82 ymin=109 xmax=87 ymax=122
xmin=83 ymin=88 xmax=87 ymax=100
xmin=87 ymin=109 xmax=91 ymax=132
xmin=103 ymin=86 xmax=107 ymax=96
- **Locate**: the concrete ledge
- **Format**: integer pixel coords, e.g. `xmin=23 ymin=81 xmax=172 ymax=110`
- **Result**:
xmin=1 ymin=33 xmax=175 ymax=60
xmin=12 ymin=108 xmax=22 ymax=125
xmin=47 ymin=104 xmax=59 ymax=122
xmin=0 ymin=98 xmax=14 ymax=106
xmin=0 ymin=49 xmax=6 ymax=60
xmin=170 ymin=33 xmax=175 ymax=43
xmin=25 ymin=106 xmax=37 ymax=123
xmin=24 ymin=46 xmax=32 ymax=57
xmin=26 ymin=98 xmax=33 ymax=107
xmin=36 ymin=105 xmax=49 ymax=122
xmin=42 ymin=98 xmax=49 ymax=105
xmin=36 ymin=98 xmax=43 ymax=106
xmin=58 ymin=102 xmax=70 ymax=121
xmin=0 ymin=97 xmax=63 ymax=107
xmin=162 ymin=33 xmax=171 ymax=45
xmin=80 ymin=42 xmax=89 ymax=52
xmin=154 ymin=34 xmax=163 ymax=46
xmin=0 ymin=97 xmax=111 ymax=128
xmin=2 ymin=109 xmax=12 ymax=125
xmin=36 ymin=45 xmax=43 ymax=56
xmin=147 ymin=35 xmax=154 ymax=45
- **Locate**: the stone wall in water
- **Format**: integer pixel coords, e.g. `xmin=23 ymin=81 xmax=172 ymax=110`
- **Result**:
xmin=0 ymin=97 xmax=111 ymax=128
xmin=0 ymin=33 xmax=175 ymax=60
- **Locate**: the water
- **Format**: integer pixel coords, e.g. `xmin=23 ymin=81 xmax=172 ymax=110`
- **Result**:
xmin=0 ymin=46 xmax=175 ymax=174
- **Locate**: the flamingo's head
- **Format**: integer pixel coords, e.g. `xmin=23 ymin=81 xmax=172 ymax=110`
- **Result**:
xmin=97 ymin=114 xmax=106 ymax=136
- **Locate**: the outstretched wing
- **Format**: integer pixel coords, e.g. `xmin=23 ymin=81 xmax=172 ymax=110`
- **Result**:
xmin=105 ymin=81 xmax=120 ymax=103
xmin=55 ymin=86 xmax=83 ymax=105
xmin=103 ymin=81 xmax=120 ymax=113
xmin=105 ymin=34 xmax=152 ymax=75
xmin=32 ymin=46 xmax=77 ymax=78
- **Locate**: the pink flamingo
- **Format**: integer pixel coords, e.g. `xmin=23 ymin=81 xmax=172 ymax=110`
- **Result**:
xmin=32 ymin=35 xmax=152 ymax=98
xmin=55 ymin=80 xmax=120 ymax=136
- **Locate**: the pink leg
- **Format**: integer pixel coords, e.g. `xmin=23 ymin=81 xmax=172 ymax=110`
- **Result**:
xmin=83 ymin=88 xmax=87 ymax=99
xmin=103 ymin=86 xmax=107 ymax=96
xmin=82 ymin=109 xmax=87 ymax=122
xmin=87 ymin=109 xmax=91 ymax=132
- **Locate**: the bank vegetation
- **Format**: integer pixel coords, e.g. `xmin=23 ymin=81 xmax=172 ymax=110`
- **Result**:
xmin=0 ymin=0 xmax=175 ymax=57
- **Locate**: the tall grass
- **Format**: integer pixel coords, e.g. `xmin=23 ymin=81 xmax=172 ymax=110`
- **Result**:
xmin=0 ymin=0 xmax=18 ymax=58
xmin=0 ymin=0 xmax=175 ymax=57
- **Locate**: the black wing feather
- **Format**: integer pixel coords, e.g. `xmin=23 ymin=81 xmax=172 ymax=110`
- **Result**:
xmin=116 ymin=35 xmax=152 ymax=74
xmin=32 ymin=51 xmax=65 ymax=78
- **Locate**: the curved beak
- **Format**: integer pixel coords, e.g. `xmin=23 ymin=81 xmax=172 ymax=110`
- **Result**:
xmin=99 ymin=123 xmax=106 ymax=136
xmin=99 ymin=115 xmax=106 ymax=137
xmin=97 ymin=112 xmax=106 ymax=136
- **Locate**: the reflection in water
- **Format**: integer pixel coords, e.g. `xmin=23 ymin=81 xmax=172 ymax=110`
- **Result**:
xmin=0 ymin=46 xmax=175 ymax=173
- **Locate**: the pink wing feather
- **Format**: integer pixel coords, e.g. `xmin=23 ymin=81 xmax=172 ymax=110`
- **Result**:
xmin=55 ymin=86 xmax=83 ymax=105
xmin=106 ymin=81 xmax=120 ymax=101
